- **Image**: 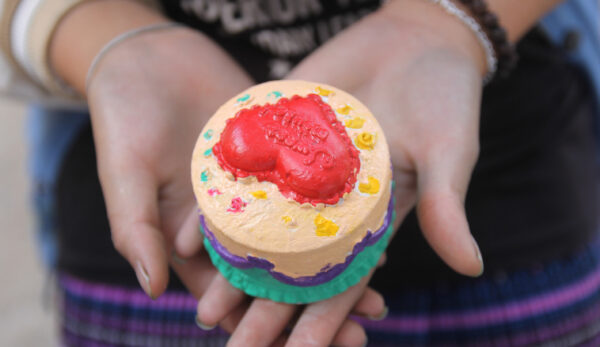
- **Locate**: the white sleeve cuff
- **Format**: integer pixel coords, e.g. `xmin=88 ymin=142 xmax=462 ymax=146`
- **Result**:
xmin=11 ymin=0 xmax=44 ymax=85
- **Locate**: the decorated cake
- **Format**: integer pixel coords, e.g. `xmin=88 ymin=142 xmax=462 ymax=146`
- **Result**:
xmin=191 ymin=80 xmax=393 ymax=304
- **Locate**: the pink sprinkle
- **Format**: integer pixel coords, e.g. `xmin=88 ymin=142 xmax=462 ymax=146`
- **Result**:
xmin=207 ymin=188 xmax=222 ymax=197
xmin=227 ymin=197 xmax=247 ymax=213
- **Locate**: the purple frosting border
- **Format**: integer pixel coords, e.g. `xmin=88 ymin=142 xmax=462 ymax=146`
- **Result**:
xmin=200 ymin=197 xmax=394 ymax=286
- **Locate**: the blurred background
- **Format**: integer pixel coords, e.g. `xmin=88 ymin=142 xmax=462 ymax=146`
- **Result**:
xmin=0 ymin=98 xmax=56 ymax=346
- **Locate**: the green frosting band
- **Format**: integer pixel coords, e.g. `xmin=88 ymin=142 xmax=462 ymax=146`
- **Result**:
xmin=202 ymin=211 xmax=396 ymax=304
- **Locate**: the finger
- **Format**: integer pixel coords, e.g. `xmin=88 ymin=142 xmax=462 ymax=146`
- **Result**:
xmin=271 ymin=335 xmax=288 ymax=347
xmin=416 ymin=148 xmax=483 ymax=277
xmin=227 ymin=299 xmax=297 ymax=347
xmin=285 ymin=273 xmax=372 ymax=347
xmin=269 ymin=318 xmax=367 ymax=347
xmin=100 ymin=165 xmax=169 ymax=299
xmin=174 ymin=208 xmax=204 ymax=258
xmin=331 ymin=319 xmax=368 ymax=347
xmin=218 ymin=301 xmax=251 ymax=334
xmin=172 ymin=244 xmax=251 ymax=333
xmin=376 ymin=253 xmax=387 ymax=268
xmin=351 ymin=287 xmax=386 ymax=320
xmin=196 ymin=273 xmax=246 ymax=328
xmin=169 ymin=251 xmax=217 ymax=298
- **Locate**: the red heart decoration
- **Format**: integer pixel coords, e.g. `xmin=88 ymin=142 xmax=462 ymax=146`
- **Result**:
xmin=213 ymin=94 xmax=360 ymax=205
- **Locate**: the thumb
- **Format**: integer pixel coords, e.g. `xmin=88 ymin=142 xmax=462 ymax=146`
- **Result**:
xmin=99 ymin=163 xmax=170 ymax=298
xmin=416 ymin=148 xmax=483 ymax=277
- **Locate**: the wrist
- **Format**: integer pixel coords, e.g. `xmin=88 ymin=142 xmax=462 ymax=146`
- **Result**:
xmin=376 ymin=0 xmax=488 ymax=77
xmin=50 ymin=0 xmax=169 ymax=95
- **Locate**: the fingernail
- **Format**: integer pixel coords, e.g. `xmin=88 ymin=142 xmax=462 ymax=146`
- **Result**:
xmin=367 ymin=306 xmax=388 ymax=321
xmin=472 ymin=237 xmax=484 ymax=277
xmin=195 ymin=316 xmax=216 ymax=330
xmin=135 ymin=260 xmax=154 ymax=299
xmin=172 ymin=250 xmax=187 ymax=265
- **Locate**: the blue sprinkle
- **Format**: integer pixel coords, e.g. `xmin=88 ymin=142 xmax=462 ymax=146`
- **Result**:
xmin=203 ymin=148 xmax=212 ymax=156
xmin=268 ymin=91 xmax=282 ymax=99
xmin=237 ymin=94 xmax=251 ymax=102
xmin=201 ymin=171 xmax=209 ymax=182
xmin=203 ymin=129 xmax=213 ymax=140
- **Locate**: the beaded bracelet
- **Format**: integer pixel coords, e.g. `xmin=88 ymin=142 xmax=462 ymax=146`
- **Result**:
xmin=456 ymin=0 xmax=519 ymax=78
xmin=428 ymin=0 xmax=497 ymax=83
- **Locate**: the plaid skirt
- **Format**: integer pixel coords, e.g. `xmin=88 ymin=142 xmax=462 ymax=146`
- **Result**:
xmin=59 ymin=238 xmax=600 ymax=347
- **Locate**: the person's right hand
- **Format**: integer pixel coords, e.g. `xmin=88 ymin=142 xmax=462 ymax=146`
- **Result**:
xmin=85 ymin=25 xmax=255 ymax=298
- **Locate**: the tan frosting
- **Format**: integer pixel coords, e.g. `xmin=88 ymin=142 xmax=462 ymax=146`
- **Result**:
xmin=191 ymin=80 xmax=391 ymax=277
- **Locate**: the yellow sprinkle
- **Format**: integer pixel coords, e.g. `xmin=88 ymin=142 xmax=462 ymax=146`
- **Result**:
xmin=282 ymin=216 xmax=292 ymax=223
xmin=359 ymin=176 xmax=380 ymax=194
xmin=336 ymin=105 xmax=352 ymax=115
xmin=314 ymin=214 xmax=339 ymax=237
xmin=316 ymin=86 xmax=334 ymax=97
xmin=344 ymin=117 xmax=365 ymax=129
xmin=251 ymin=190 xmax=267 ymax=199
xmin=355 ymin=132 xmax=376 ymax=150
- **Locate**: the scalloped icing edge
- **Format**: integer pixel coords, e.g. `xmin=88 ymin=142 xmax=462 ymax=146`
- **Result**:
xmin=202 ymin=211 xmax=396 ymax=304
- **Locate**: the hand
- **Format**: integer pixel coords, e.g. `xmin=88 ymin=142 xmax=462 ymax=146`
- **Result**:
xmin=195 ymin=1 xmax=487 ymax=345
xmin=287 ymin=0 xmax=486 ymax=277
xmin=86 ymin=26 xmax=255 ymax=299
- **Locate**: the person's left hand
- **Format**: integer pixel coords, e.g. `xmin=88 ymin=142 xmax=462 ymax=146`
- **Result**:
xmin=188 ymin=0 xmax=487 ymax=345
